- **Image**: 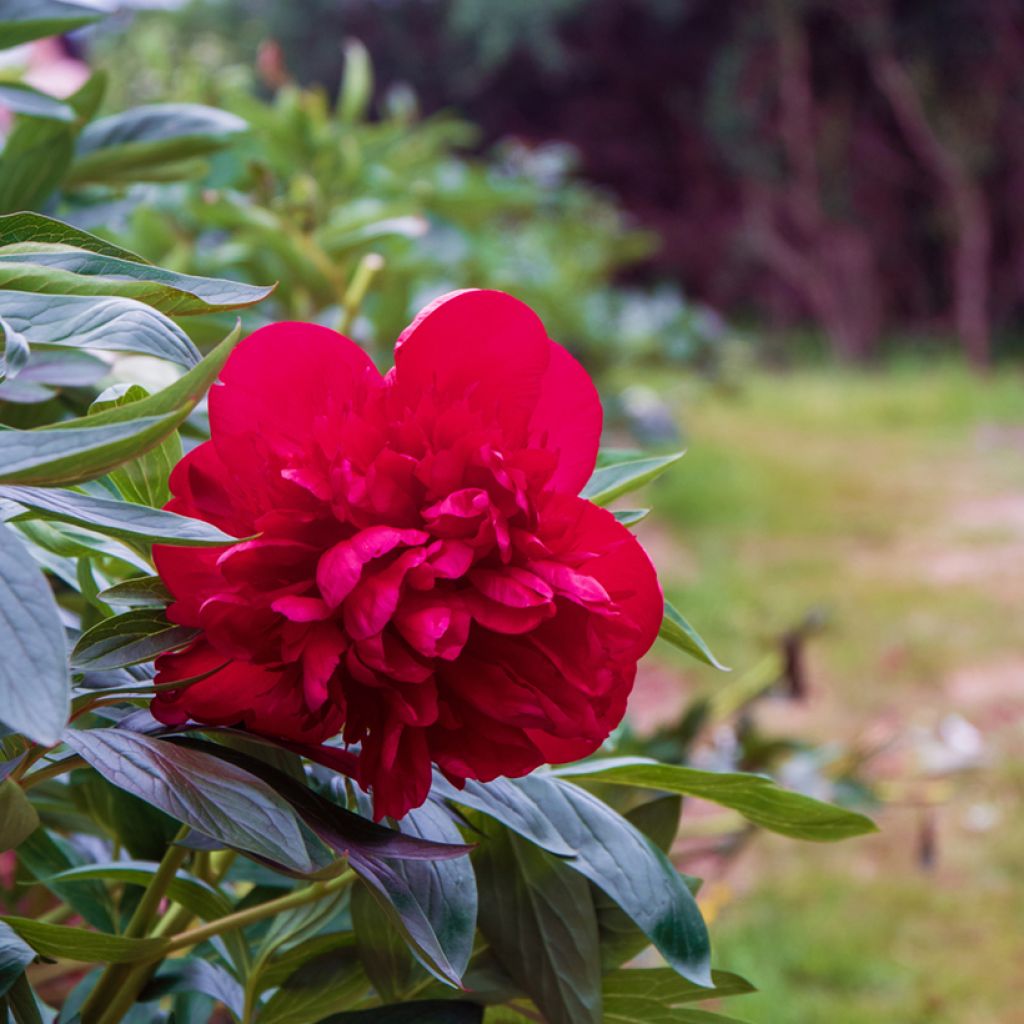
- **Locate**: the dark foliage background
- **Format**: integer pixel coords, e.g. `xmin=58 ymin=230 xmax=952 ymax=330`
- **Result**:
xmin=174 ymin=0 xmax=1024 ymax=364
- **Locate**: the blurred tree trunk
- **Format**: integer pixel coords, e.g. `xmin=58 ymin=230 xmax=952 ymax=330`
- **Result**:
xmin=866 ymin=47 xmax=992 ymax=367
xmin=848 ymin=0 xmax=1013 ymax=367
xmin=745 ymin=0 xmax=881 ymax=361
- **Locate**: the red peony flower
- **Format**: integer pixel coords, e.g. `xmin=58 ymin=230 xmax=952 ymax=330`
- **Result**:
xmin=153 ymin=290 xmax=663 ymax=819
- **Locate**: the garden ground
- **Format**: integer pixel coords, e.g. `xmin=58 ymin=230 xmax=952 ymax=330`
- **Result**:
xmin=623 ymin=361 xmax=1024 ymax=1024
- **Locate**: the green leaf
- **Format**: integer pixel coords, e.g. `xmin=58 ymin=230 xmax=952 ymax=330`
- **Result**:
xmin=51 ymin=319 xmax=241 ymax=430
xmin=0 ymin=521 xmax=69 ymax=745
xmin=0 ymin=244 xmax=274 ymax=316
xmin=393 ymin=799 xmax=477 ymax=978
xmin=603 ymin=1004 xmax=748 ymax=1024
xmin=659 ymin=601 xmax=729 ymax=671
xmin=45 ymin=862 xmax=233 ymax=921
xmin=70 ymin=608 xmax=198 ymax=671
xmin=0 ymin=915 xmax=166 ymax=964
xmin=475 ymin=821 xmax=602 ymax=1024
xmin=16 ymin=828 xmax=116 ymax=932
xmin=0 ymin=780 xmax=38 ymax=852
xmin=0 ymin=322 xmax=243 ymax=487
xmin=0 ymin=411 xmax=191 ymax=488
xmin=0 ymin=291 xmax=199 ymax=367
xmin=0 ymin=0 xmax=103 ymax=50
xmin=602 ymin=968 xmax=755 ymax=1005
xmin=322 ymin=1005 xmax=483 ymax=1024
xmin=90 ymin=384 xmax=183 ymax=507
xmin=431 ymin=775 xmax=576 ymax=857
xmin=613 ymin=508 xmax=650 ymax=526
xmin=594 ymin=796 xmax=684 ymax=971
xmin=582 ymin=452 xmax=684 ymax=505
xmin=259 ymin=946 xmax=371 ymax=1024
xmin=0 ymin=485 xmax=235 ymax=546
xmin=351 ymin=881 xmax=418 ymax=1001
xmin=517 ymin=777 xmax=711 ymax=988
xmin=0 ymin=71 xmax=102 ymax=213
xmin=0 ymin=315 xmax=29 ymax=383
xmin=3 ymin=972 xmax=46 ymax=1024
xmin=68 ymin=104 xmax=248 ymax=186
xmin=62 ymin=728 xmax=314 ymax=872
xmin=0 ymin=83 xmax=74 ymax=122
xmin=95 ymin=575 xmax=171 ymax=609
xmin=0 ymin=213 xmax=147 ymax=261
xmin=0 ymin=921 xmax=34 ymax=1000
xmin=553 ymin=758 xmax=878 ymax=842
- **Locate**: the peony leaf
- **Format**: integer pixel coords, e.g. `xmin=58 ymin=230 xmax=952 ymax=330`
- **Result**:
xmin=0 ymin=921 xmax=35 ymax=1000
xmin=0 ymin=322 xmax=243 ymax=487
xmin=0 ymin=0 xmax=102 ymax=50
xmin=44 ymin=861 xmax=233 ymax=922
xmin=431 ymin=775 xmax=576 ymax=857
xmin=0 ymin=290 xmax=200 ymax=366
xmin=258 ymin=946 xmax=372 ymax=1024
xmin=0 ymin=412 xmax=192 ymax=488
xmin=0 ymin=915 xmax=167 ymax=963
xmin=96 ymin=575 xmax=171 ymax=609
xmin=0 ymin=243 xmax=274 ymax=316
xmin=582 ymin=451 xmax=684 ymax=505
xmin=0 ymin=780 xmax=38 ymax=853
xmin=16 ymin=829 xmax=116 ymax=933
xmin=0 ymin=212 xmax=148 ymax=261
xmin=553 ymin=757 xmax=878 ymax=842
xmin=515 ymin=777 xmax=711 ymax=988
xmin=602 ymin=967 xmax=755 ymax=1006
xmin=475 ymin=819 xmax=602 ymax=1024
xmin=62 ymin=729 xmax=314 ymax=873
xmin=0 ymin=521 xmax=69 ymax=745
xmin=0 ymin=83 xmax=74 ymax=122
xmin=612 ymin=508 xmax=650 ymax=526
xmin=659 ymin=601 xmax=729 ymax=671
xmin=0 ymin=485 xmax=236 ymax=546
xmin=324 ymin=1004 xmax=484 ymax=1024
xmin=70 ymin=609 xmax=199 ymax=671
xmin=68 ymin=104 xmax=248 ymax=186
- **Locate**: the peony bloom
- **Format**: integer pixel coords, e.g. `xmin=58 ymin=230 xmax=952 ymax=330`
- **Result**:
xmin=153 ymin=290 xmax=663 ymax=819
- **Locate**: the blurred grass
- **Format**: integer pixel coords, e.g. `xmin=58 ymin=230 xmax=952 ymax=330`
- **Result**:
xmin=616 ymin=359 xmax=1024 ymax=1022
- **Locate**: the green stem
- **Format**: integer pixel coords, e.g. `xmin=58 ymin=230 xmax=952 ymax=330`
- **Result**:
xmin=82 ymin=828 xmax=190 ymax=1024
xmin=158 ymin=867 xmax=356 ymax=957
xmin=20 ymin=755 xmax=85 ymax=791
xmin=338 ymin=252 xmax=384 ymax=335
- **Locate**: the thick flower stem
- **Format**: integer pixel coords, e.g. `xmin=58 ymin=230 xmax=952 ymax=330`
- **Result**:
xmin=81 ymin=827 xmax=190 ymax=1024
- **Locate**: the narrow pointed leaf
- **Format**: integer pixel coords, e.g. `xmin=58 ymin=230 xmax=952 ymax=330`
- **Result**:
xmin=0 ymin=916 xmax=167 ymax=963
xmin=0 ymin=780 xmax=38 ymax=852
xmin=0 ymin=485 xmax=236 ymax=546
xmin=0 ymin=410 xmax=192 ymax=487
xmin=0 ymin=921 xmax=35 ymax=1000
xmin=582 ymin=452 xmax=684 ymax=505
xmin=0 ymin=83 xmax=74 ymax=122
xmin=96 ymin=575 xmax=171 ymax=609
xmin=0 ymin=213 xmax=146 ymax=261
xmin=0 ymin=244 xmax=274 ymax=315
xmin=659 ymin=601 xmax=728 ymax=671
xmin=554 ymin=757 xmax=878 ymax=841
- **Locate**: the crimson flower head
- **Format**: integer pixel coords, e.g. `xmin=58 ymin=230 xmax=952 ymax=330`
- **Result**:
xmin=153 ymin=290 xmax=663 ymax=819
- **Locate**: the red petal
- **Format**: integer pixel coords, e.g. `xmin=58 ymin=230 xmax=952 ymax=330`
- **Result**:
xmin=209 ymin=321 xmax=382 ymax=474
xmin=528 ymin=340 xmax=603 ymax=495
xmin=391 ymin=290 xmax=550 ymax=438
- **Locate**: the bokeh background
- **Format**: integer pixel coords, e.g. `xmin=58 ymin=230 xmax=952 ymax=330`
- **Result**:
xmin=8 ymin=1 xmax=1023 ymax=1020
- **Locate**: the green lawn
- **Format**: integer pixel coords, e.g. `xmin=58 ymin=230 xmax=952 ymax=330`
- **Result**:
xmin=621 ymin=361 xmax=1024 ymax=1022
